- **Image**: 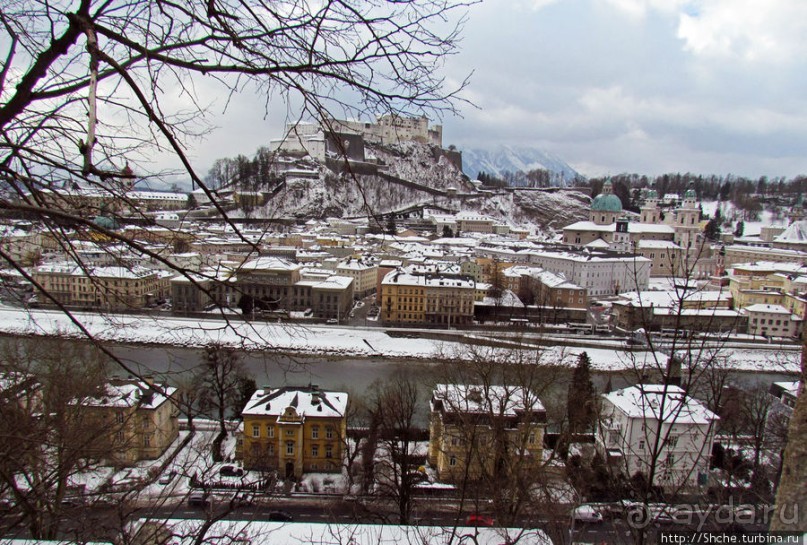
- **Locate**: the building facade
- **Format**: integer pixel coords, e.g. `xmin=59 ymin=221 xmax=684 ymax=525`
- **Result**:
xmin=597 ymin=384 xmax=718 ymax=492
xmin=240 ymin=386 xmax=348 ymax=478
xmin=428 ymin=384 xmax=546 ymax=482
xmin=77 ymin=379 xmax=179 ymax=466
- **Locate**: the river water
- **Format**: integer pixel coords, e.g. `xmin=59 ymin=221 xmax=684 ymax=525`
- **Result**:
xmin=4 ymin=335 xmax=798 ymax=406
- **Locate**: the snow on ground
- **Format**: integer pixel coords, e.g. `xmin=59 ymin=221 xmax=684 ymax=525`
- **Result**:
xmin=0 ymin=306 xmax=798 ymax=373
xmin=127 ymin=519 xmax=553 ymax=545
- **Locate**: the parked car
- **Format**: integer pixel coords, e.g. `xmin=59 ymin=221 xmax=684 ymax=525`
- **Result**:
xmin=465 ymin=514 xmax=495 ymax=527
xmin=267 ymin=510 xmax=294 ymax=521
xmin=572 ymin=504 xmax=604 ymax=523
xmin=188 ymin=491 xmax=210 ymax=508
xmin=326 ymin=318 xmax=338 ymax=324
xmin=219 ymin=465 xmax=244 ymax=477
xmin=158 ymin=470 xmax=177 ymax=485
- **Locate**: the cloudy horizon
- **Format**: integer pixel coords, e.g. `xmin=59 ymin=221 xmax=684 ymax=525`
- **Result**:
xmin=172 ymin=0 xmax=807 ymax=183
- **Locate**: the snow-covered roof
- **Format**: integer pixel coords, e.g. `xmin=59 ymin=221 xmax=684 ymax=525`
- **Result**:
xmin=238 ymin=256 xmax=301 ymax=272
xmin=636 ymin=240 xmax=681 ymax=249
xmin=616 ymin=289 xmax=730 ymax=309
xmin=79 ymin=380 xmax=176 ymax=410
xmin=563 ymin=221 xmax=674 ymax=234
xmin=603 ymin=384 xmax=717 ymax=425
xmin=774 ymin=220 xmax=807 ymax=244
xmin=585 ymin=238 xmax=610 ymax=248
xmin=242 ymin=386 xmax=348 ymax=419
xmin=432 ymin=383 xmax=544 ymax=415
xmin=381 ymin=269 xmax=475 ymax=289
xmin=744 ymin=303 xmax=794 ymax=315
xmin=35 ymin=261 xmax=157 ymax=279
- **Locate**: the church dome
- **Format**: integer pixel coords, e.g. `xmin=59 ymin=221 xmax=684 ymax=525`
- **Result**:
xmin=592 ymin=183 xmax=623 ymax=213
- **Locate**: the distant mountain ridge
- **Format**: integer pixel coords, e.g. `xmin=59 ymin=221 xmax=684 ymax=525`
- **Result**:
xmin=461 ymin=146 xmax=583 ymax=187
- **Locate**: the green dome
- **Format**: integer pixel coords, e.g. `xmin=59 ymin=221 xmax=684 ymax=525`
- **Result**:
xmin=93 ymin=215 xmax=118 ymax=230
xmin=646 ymin=189 xmax=658 ymax=199
xmin=684 ymin=188 xmax=696 ymax=200
xmin=592 ymin=192 xmax=623 ymax=213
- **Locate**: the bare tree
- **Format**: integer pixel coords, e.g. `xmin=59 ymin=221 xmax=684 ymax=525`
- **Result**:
xmin=0 ymin=338 xmax=111 ymax=539
xmin=198 ymin=344 xmax=248 ymax=461
xmin=0 ymin=0 xmax=473 ymax=370
xmin=367 ymin=372 xmax=421 ymax=524
xmin=431 ymin=343 xmax=569 ymax=536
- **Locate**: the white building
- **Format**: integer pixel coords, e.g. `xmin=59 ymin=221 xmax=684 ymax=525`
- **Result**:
xmin=744 ymin=303 xmax=801 ymax=337
xmin=336 ymin=258 xmax=378 ymax=297
xmin=525 ymin=249 xmax=651 ymax=296
xmin=597 ymin=384 xmax=718 ymax=492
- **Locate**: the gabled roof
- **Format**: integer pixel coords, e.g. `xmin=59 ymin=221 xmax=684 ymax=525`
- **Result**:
xmin=243 ymin=386 xmax=348 ymax=419
xmin=431 ymin=384 xmax=544 ymax=416
xmin=603 ymin=384 xmax=717 ymax=425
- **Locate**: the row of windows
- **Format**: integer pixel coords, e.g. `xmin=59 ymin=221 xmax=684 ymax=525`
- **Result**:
xmin=250 ymin=442 xmax=334 ymax=458
xmin=250 ymin=424 xmax=335 ymax=439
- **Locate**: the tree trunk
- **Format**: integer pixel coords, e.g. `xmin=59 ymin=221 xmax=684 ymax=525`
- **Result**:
xmin=770 ymin=329 xmax=807 ymax=531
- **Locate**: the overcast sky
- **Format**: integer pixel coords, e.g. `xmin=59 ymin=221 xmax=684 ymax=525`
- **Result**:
xmin=183 ymin=0 xmax=807 ymax=181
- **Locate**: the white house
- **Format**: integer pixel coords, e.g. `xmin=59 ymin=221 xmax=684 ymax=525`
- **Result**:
xmin=744 ymin=303 xmax=801 ymax=338
xmin=597 ymin=384 xmax=718 ymax=492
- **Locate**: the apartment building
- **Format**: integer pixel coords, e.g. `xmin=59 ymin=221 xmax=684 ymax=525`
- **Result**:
xmin=380 ymin=268 xmax=476 ymax=326
xmin=503 ymin=265 xmax=587 ymax=309
xmin=525 ymin=249 xmax=651 ymax=297
xmin=335 ymin=259 xmax=377 ymax=297
xmin=76 ymin=379 xmax=179 ymax=466
xmin=744 ymin=304 xmax=801 ymax=337
xmin=33 ymin=261 xmax=171 ymax=310
xmin=428 ymin=384 xmax=546 ymax=482
xmin=597 ymin=384 xmax=718 ymax=492
xmin=240 ymin=386 xmax=348 ymax=478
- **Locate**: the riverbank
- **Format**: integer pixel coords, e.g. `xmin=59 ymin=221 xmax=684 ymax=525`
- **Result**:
xmin=0 ymin=305 xmax=800 ymax=374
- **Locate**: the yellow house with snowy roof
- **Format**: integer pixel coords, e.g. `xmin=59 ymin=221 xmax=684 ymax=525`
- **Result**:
xmin=240 ymin=386 xmax=348 ymax=478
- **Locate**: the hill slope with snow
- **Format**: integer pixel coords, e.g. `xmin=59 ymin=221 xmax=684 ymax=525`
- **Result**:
xmin=237 ymin=142 xmax=590 ymax=230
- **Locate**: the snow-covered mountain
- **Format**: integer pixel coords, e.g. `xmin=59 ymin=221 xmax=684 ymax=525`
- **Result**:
xmin=461 ymin=146 xmax=582 ymax=186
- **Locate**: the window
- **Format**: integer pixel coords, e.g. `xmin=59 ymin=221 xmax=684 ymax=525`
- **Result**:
xmin=451 ymin=436 xmax=459 ymax=446
xmin=286 ymin=429 xmax=294 ymax=437
xmin=638 ymin=440 xmax=645 ymax=450
xmin=144 ymin=435 xmax=151 ymax=447
xmin=252 ymin=424 xmax=260 ymax=438
xmin=312 ymin=426 xmax=319 ymax=439
xmin=116 ymin=411 xmax=125 ymax=424
xmin=267 ymin=443 xmax=274 ymax=455
xmin=311 ymin=444 xmax=319 ymax=457
xmin=286 ymin=442 xmax=294 ymax=455
xmin=326 ymin=445 xmax=333 ymax=458
xmin=267 ymin=426 xmax=274 ymax=438
xmin=449 ymin=456 xmax=457 ymax=467
xmin=116 ymin=431 xmax=124 ymax=442
xmin=528 ymin=432 xmax=536 ymax=445
xmin=667 ymin=435 xmax=679 ymax=448
xmin=326 ymin=427 xmax=334 ymax=439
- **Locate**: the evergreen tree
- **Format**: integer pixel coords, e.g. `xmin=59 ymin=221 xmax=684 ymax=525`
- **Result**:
xmin=734 ymin=220 xmax=745 ymax=237
xmin=704 ymin=218 xmax=721 ymax=241
xmin=386 ymin=215 xmax=398 ymax=235
xmin=567 ymin=352 xmax=596 ymax=434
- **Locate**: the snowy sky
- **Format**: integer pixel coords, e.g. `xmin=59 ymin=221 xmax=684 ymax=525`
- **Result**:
xmin=175 ymin=0 xmax=807 ymax=181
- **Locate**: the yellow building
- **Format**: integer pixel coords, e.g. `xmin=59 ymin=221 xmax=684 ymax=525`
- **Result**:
xmin=77 ymin=379 xmax=179 ymax=466
xmin=380 ymin=269 xmax=476 ymax=326
xmin=428 ymin=384 xmax=546 ymax=483
xmin=33 ymin=261 xmax=171 ymax=310
xmin=241 ymin=386 xmax=348 ymax=478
